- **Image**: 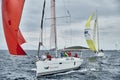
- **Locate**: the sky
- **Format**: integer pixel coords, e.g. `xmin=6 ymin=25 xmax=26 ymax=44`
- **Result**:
xmin=0 ymin=0 xmax=120 ymax=50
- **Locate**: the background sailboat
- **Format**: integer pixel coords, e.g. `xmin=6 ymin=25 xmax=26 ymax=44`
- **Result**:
xmin=84 ymin=12 xmax=104 ymax=57
xmin=115 ymin=42 xmax=120 ymax=52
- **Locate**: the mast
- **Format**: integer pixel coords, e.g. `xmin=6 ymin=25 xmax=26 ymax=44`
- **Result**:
xmin=51 ymin=0 xmax=58 ymax=57
xmin=93 ymin=12 xmax=98 ymax=52
xmin=96 ymin=11 xmax=100 ymax=52
xmin=37 ymin=0 xmax=46 ymax=59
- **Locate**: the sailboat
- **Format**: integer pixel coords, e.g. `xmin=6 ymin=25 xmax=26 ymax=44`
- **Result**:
xmin=36 ymin=0 xmax=83 ymax=76
xmin=2 ymin=0 xmax=83 ymax=76
xmin=84 ymin=12 xmax=104 ymax=57
xmin=115 ymin=42 xmax=120 ymax=52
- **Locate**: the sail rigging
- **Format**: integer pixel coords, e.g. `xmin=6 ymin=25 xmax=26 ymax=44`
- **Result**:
xmin=2 ymin=0 xmax=26 ymax=55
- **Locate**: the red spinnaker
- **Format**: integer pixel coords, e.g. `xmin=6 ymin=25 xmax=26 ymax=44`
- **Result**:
xmin=2 ymin=0 xmax=26 ymax=55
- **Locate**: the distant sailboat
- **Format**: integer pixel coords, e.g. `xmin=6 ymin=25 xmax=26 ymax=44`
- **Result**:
xmin=84 ymin=12 xmax=104 ymax=57
xmin=2 ymin=0 xmax=26 ymax=55
xmin=36 ymin=0 xmax=83 ymax=76
xmin=115 ymin=42 xmax=120 ymax=52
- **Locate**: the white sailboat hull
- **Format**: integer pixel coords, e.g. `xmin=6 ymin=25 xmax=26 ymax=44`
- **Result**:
xmin=36 ymin=57 xmax=83 ymax=76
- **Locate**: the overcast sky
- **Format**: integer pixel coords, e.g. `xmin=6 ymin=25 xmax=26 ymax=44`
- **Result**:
xmin=0 ymin=0 xmax=120 ymax=50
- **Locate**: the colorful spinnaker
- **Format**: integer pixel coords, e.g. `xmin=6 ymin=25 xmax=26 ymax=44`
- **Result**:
xmin=84 ymin=13 xmax=97 ymax=52
xmin=2 ymin=0 xmax=26 ymax=55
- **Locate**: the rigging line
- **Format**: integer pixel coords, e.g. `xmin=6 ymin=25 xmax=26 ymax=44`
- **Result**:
xmin=37 ymin=0 xmax=46 ymax=58
xmin=62 ymin=0 xmax=72 ymax=47
xmin=63 ymin=0 xmax=72 ymax=46
xmin=62 ymin=0 xmax=67 ymax=16
xmin=62 ymin=0 xmax=70 ymax=17
xmin=62 ymin=0 xmax=71 ymax=23
xmin=45 ymin=0 xmax=71 ymax=23
xmin=45 ymin=16 xmax=70 ymax=20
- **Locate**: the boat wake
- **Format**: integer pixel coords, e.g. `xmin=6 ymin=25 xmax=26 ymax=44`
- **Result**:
xmin=31 ymin=68 xmax=37 ymax=71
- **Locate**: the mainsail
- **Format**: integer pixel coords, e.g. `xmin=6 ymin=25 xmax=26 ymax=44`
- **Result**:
xmin=2 ymin=0 xmax=26 ymax=55
xmin=84 ymin=13 xmax=97 ymax=52
xmin=50 ymin=0 xmax=58 ymax=57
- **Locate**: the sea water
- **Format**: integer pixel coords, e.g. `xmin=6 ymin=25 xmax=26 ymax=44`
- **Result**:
xmin=0 ymin=50 xmax=120 ymax=80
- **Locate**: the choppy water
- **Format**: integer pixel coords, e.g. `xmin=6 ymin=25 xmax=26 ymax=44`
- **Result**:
xmin=0 ymin=50 xmax=120 ymax=80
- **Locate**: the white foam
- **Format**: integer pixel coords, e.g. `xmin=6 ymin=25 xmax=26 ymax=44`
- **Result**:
xmin=31 ymin=68 xmax=37 ymax=71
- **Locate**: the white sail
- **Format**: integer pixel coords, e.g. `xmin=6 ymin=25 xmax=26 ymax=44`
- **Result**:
xmin=50 ymin=0 xmax=58 ymax=57
xmin=115 ymin=42 xmax=120 ymax=51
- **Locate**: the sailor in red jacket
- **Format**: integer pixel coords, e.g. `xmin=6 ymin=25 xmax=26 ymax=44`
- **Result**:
xmin=74 ymin=53 xmax=78 ymax=58
xmin=46 ymin=52 xmax=52 ymax=60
